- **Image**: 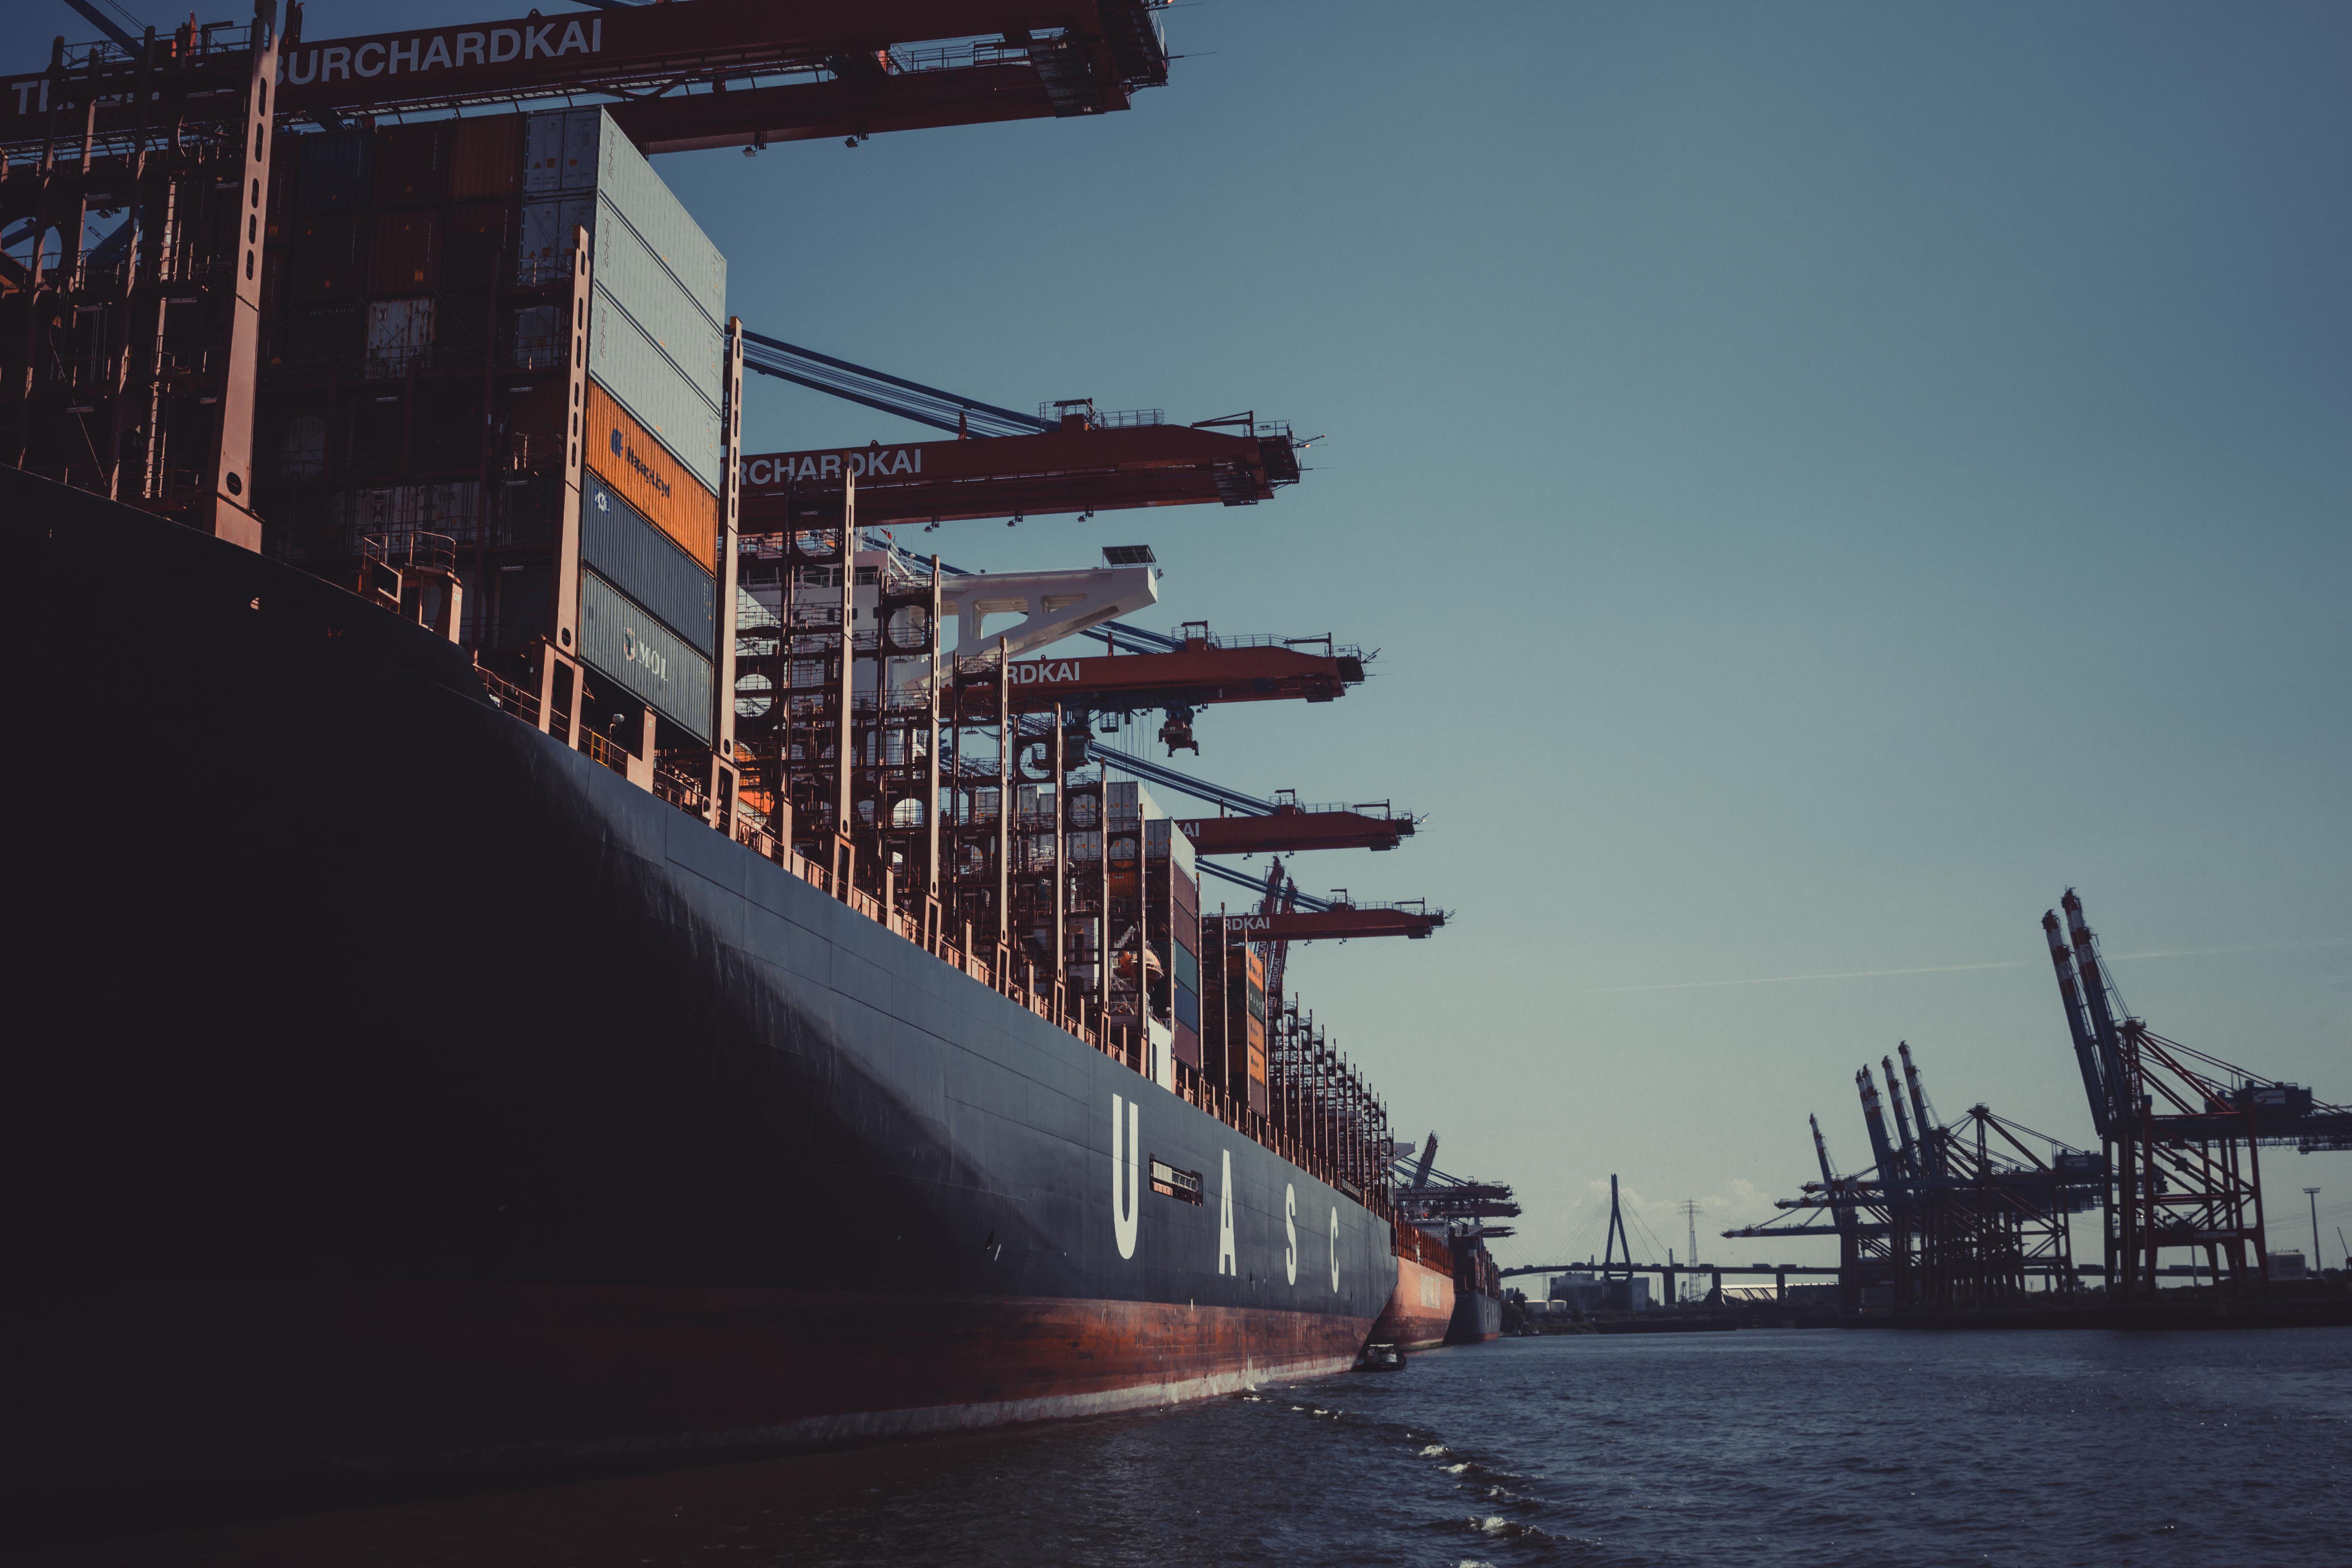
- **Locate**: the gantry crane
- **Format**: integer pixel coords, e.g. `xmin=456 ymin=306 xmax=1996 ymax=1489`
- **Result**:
xmin=2046 ymin=889 xmax=2352 ymax=1301
xmin=1727 ymin=1042 xmax=2104 ymax=1313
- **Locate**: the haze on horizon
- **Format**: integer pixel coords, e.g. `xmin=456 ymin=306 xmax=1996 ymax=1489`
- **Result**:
xmin=39 ymin=0 xmax=2347 ymax=1272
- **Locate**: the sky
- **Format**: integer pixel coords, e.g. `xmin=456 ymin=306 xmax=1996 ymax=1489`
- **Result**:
xmin=35 ymin=1 xmax=2352 ymax=1273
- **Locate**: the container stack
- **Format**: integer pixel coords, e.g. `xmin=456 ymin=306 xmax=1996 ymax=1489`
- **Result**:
xmin=253 ymin=108 xmax=734 ymax=750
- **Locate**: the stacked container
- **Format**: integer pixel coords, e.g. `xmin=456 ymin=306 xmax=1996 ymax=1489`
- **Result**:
xmin=518 ymin=106 xmax=729 ymax=741
xmin=251 ymin=107 xmax=729 ymax=749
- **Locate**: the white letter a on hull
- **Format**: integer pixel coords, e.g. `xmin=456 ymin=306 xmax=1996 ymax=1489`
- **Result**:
xmin=1217 ymin=1149 xmax=1237 ymax=1276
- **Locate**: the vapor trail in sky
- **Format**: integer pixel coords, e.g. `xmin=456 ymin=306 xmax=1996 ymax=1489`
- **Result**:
xmin=1573 ymin=938 xmax=2352 ymax=996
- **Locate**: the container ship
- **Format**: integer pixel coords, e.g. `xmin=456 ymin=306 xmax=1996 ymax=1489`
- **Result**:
xmin=1377 ymin=1134 xmax=1517 ymax=1348
xmin=0 ymin=0 xmax=1481 ymax=1530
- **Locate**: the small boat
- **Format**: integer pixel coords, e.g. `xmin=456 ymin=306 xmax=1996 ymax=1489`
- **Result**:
xmin=1359 ymin=1342 xmax=1406 ymax=1371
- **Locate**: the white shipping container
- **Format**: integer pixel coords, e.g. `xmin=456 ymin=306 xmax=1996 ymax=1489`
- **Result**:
xmin=519 ymin=111 xmax=724 ymax=328
xmin=591 ymin=211 xmax=724 ymax=391
xmin=588 ymin=287 xmax=723 ymax=494
xmin=515 ymin=193 xmax=594 ymax=281
xmin=363 ymin=297 xmax=435 ymax=378
xmin=522 ymin=107 xmax=603 ymax=195
xmin=592 ymin=116 xmax=725 ymax=326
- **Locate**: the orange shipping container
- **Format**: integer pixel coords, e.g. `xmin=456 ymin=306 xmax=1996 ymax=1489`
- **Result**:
xmin=583 ymin=381 xmax=717 ymax=569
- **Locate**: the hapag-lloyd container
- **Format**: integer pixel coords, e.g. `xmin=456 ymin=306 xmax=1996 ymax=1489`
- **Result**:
xmin=581 ymin=469 xmax=716 ymax=657
xmin=578 ymin=571 xmax=715 ymax=742
xmin=583 ymin=381 xmax=717 ymax=567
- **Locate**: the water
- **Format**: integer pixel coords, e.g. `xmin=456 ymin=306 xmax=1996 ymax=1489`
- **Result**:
xmin=23 ymin=1328 xmax=2350 ymax=1568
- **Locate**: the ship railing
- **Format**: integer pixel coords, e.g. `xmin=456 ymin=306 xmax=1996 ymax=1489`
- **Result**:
xmin=652 ymin=766 xmax=706 ymax=815
xmin=476 ymin=668 xmax=542 ymax=729
xmin=580 ymin=728 xmax=630 ymax=777
xmin=470 ymin=662 xmax=1399 ymax=1199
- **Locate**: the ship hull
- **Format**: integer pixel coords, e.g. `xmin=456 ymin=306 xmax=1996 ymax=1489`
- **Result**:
xmin=1447 ymin=1289 xmax=1504 ymax=1343
xmin=1372 ymin=1254 xmax=1455 ymax=1350
xmin=0 ymin=476 xmax=1394 ymax=1527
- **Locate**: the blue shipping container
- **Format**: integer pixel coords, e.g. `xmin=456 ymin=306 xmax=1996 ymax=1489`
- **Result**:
xmin=297 ymin=131 xmax=374 ymax=216
xmin=578 ymin=571 xmax=714 ymax=742
xmin=581 ymin=470 xmax=716 ymax=656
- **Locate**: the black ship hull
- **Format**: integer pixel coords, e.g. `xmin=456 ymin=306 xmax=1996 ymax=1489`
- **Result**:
xmin=0 ymin=475 xmax=1395 ymax=1528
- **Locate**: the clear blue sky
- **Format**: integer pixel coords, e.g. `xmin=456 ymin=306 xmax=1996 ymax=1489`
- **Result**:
xmin=44 ymin=1 xmax=2352 ymax=1269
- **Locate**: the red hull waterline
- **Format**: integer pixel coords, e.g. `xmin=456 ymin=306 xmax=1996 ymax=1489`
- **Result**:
xmin=7 ymin=1279 xmax=1372 ymax=1522
xmin=1372 ymin=1254 xmax=1456 ymax=1351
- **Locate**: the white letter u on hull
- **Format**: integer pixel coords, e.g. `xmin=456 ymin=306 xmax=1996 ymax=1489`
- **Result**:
xmin=1111 ymin=1093 xmax=1139 ymax=1260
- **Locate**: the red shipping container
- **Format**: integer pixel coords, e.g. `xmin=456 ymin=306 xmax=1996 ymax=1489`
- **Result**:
xmin=440 ymin=202 xmax=511 ymax=291
xmin=368 ymin=210 xmax=442 ymax=296
xmin=287 ymin=214 xmax=366 ymax=302
xmin=371 ymin=122 xmax=448 ymax=209
xmin=448 ymin=115 xmax=523 ymax=200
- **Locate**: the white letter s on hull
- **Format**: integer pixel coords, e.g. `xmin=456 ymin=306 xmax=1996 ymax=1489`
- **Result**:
xmin=1284 ymin=1185 xmax=1298 ymax=1285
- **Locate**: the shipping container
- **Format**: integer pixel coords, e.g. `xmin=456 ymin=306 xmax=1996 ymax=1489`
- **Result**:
xmin=440 ymin=202 xmax=511 ymax=291
xmin=273 ymin=301 xmax=363 ymax=377
xmin=582 ymin=469 xmax=716 ymax=656
xmin=588 ymin=291 xmax=723 ymax=495
xmin=591 ymin=212 xmax=725 ymax=390
xmin=523 ymin=108 xmax=603 ymax=195
xmin=436 ymin=290 xmax=494 ymax=370
xmin=504 ymin=303 xmax=564 ymax=372
xmin=273 ymin=412 xmax=328 ymax=480
xmin=583 ymin=380 xmax=718 ymax=566
xmin=515 ymin=193 xmax=594 ymax=283
xmin=412 ymin=383 xmax=485 ymax=474
xmin=286 ymin=214 xmax=367 ymax=302
xmin=592 ymin=123 xmax=725 ymax=328
xmin=486 ymin=557 xmax=554 ymax=649
xmin=449 ymin=114 xmax=523 ymax=200
xmin=367 ymin=209 xmax=441 ymax=296
xmin=521 ymin=109 xmax=725 ymax=323
xmin=364 ymin=298 xmax=435 ymax=379
xmin=370 ymin=122 xmax=449 ymax=209
xmin=579 ymin=571 xmax=715 ymax=741
xmin=495 ymin=377 xmax=570 ymax=470
xmin=494 ymin=468 xmax=563 ymax=548
xmin=296 ymin=130 xmax=373 ymax=215
xmin=348 ymin=388 xmax=407 ymax=474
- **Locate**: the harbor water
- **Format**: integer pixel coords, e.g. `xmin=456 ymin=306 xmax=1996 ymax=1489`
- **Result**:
xmin=24 ymin=1328 xmax=2348 ymax=1568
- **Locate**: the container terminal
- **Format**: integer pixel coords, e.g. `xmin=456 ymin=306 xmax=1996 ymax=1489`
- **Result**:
xmin=1502 ymin=889 xmax=2352 ymax=1332
xmin=0 ymin=0 xmax=1507 ymax=1531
